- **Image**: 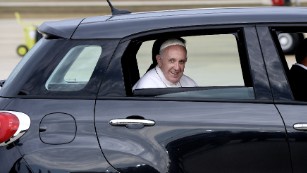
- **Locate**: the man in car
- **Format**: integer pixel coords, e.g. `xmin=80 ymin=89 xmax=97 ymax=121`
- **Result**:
xmin=289 ymin=38 xmax=307 ymax=101
xmin=133 ymin=38 xmax=197 ymax=90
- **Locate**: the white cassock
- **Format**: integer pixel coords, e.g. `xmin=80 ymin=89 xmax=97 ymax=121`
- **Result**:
xmin=133 ymin=66 xmax=197 ymax=90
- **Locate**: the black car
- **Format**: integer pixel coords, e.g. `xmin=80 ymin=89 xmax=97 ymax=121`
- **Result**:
xmin=2 ymin=5 xmax=307 ymax=173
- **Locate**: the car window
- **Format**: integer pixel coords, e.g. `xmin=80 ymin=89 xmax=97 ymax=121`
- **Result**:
xmin=45 ymin=45 xmax=102 ymax=91
xmin=270 ymin=27 xmax=307 ymax=101
xmin=137 ymin=35 xmax=244 ymax=86
xmin=123 ymin=31 xmax=254 ymax=100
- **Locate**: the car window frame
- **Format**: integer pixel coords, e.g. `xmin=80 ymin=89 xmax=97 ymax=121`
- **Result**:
xmin=16 ymin=39 xmax=120 ymax=99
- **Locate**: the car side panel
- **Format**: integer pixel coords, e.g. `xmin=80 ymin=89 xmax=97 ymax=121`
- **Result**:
xmin=257 ymin=27 xmax=307 ymax=173
xmin=275 ymin=104 xmax=307 ymax=173
xmin=95 ymin=100 xmax=291 ymax=173
xmin=0 ymin=144 xmax=24 ymax=173
xmin=2 ymin=99 xmax=116 ymax=173
xmin=257 ymin=26 xmax=307 ymax=173
xmin=94 ymin=25 xmax=291 ymax=173
xmin=0 ymin=97 xmax=11 ymax=109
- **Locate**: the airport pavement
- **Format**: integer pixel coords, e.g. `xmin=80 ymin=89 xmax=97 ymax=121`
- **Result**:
xmin=1 ymin=0 xmax=307 ymax=18
xmin=0 ymin=0 xmax=274 ymax=6
xmin=2 ymin=0 xmax=307 ymax=8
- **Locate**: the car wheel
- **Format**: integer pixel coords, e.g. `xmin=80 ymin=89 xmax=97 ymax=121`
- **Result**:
xmin=278 ymin=33 xmax=304 ymax=55
xmin=16 ymin=45 xmax=28 ymax=57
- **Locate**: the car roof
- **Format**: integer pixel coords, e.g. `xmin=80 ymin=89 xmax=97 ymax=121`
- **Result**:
xmin=38 ymin=7 xmax=307 ymax=39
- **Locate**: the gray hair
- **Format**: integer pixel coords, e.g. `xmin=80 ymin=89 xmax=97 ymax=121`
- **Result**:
xmin=159 ymin=38 xmax=186 ymax=54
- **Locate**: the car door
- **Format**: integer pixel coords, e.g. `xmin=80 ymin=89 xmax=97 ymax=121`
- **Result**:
xmin=95 ymin=27 xmax=292 ymax=173
xmin=259 ymin=25 xmax=307 ymax=173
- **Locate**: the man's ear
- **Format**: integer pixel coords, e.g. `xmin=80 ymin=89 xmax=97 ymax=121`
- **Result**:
xmin=156 ymin=55 xmax=162 ymax=67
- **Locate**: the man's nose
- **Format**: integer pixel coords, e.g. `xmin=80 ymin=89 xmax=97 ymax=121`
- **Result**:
xmin=173 ymin=62 xmax=180 ymax=70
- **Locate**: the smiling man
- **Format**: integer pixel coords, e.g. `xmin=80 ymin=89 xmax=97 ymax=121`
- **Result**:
xmin=133 ymin=38 xmax=197 ymax=90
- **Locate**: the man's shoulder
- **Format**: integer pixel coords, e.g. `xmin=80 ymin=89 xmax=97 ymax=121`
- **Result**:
xmin=181 ymin=75 xmax=192 ymax=81
xmin=133 ymin=68 xmax=162 ymax=89
xmin=140 ymin=68 xmax=158 ymax=81
xmin=290 ymin=64 xmax=307 ymax=74
xmin=181 ymin=74 xmax=197 ymax=86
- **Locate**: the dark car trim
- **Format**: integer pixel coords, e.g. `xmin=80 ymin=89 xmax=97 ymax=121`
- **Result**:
xmin=38 ymin=18 xmax=85 ymax=39
xmin=38 ymin=7 xmax=307 ymax=40
xmin=257 ymin=26 xmax=294 ymax=101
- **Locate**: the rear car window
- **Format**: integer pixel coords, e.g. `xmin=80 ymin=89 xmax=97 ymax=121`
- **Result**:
xmin=45 ymin=45 xmax=102 ymax=91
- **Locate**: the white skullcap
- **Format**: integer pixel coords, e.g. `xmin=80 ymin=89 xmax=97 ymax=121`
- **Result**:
xmin=159 ymin=39 xmax=186 ymax=52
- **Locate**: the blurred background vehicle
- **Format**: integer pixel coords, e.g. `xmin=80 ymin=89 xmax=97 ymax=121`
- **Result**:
xmin=278 ymin=32 xmax=304 ymax=54
xmin=272 ymin=0 xmax=292 ymax=6
xmin=15 ymin=12 xmax=42 ymax=57
xmin=272 ymin=0 xmax=305 ymax=54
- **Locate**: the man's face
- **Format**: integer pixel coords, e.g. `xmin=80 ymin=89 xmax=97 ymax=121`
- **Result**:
xmin=156 ymin=45 xmax=187 ymax=84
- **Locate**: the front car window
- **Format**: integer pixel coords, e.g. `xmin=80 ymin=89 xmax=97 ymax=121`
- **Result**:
xmin=123 ymin=30 xmax=255 ymax=100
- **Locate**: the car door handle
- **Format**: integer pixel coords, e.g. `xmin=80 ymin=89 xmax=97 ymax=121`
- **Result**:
xmin=293 ymin=123 xmax=307 ymax=131
xmin=109 ymin=119 xmax=155 ymax=127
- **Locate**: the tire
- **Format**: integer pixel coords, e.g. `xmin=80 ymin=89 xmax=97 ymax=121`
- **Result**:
xmin=16 ymin=45 xmax=28 ymax=57
xmin=278 ymin=33 xmax=304 ymax=55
